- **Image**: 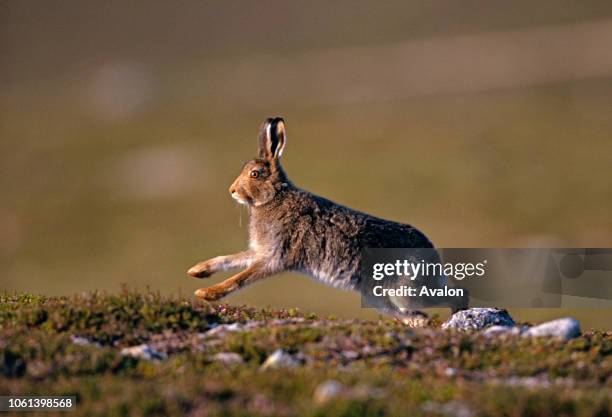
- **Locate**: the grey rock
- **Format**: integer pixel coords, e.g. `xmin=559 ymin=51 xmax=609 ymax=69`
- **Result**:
xmin=313 ymin=380 xmax=343 ymax=404
xmin=523 ymin=318 xmax=581 ymax=340
xmin=204 ymin=321 xmax=261 ymax=337
xmin=442 ymin=308 xmax=515 ymax=330
xmin=120 ymin=344 xmax=167 ymax=361
xmin=260 ymin=349 xmax=300 ymax=370
xmin=483 ymin=325 xmax=514 ymax=336
xmin=204 ymin=323 xmax=244 ymax=337
xmin=482 ymin=325 xmax=525 ymax=337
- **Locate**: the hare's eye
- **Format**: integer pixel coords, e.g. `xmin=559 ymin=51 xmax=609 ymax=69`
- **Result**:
xmin=250 ymin=170 xmax=260 ymax=179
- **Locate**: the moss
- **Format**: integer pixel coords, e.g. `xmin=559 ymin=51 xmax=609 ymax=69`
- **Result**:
xmin=0 ymin=290 xmax=610 ymax=417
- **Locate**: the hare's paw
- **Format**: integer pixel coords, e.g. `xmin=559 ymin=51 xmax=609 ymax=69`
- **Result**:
xmin=194 ymin=287 xmax=216 ymax=300
xmin=187 ymin=261 xmax=214 ymax=278
xmin=395 ymin=311 xmax=431 ymax=328
xmin=194 ymin=287 xmax=227 ymax=301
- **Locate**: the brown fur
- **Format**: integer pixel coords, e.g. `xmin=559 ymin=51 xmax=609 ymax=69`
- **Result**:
xmin=188 ymin=117 xmax=464 ymax=325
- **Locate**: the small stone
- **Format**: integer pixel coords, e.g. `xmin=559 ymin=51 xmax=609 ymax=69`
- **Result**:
xmin=212 ymin=352 xmax=244 ymax=365
xmin=483 ymin=325 xmax=513 ymax=336
xmin=205 ymin=321 xmax=262 ymax=337
xmin=120 ymin=344 xmax=167 ymax=361
xmin=342 ymin=350 xmax=359 ymax=360
xmin=70 ymin=335 xmax=102 ymax=348
xmin=483 ymin=325 xmax=527 ymax=337
xmin=204 ymin=323 xmax=244 ymax=337
xmin=442 ymin=308 xmax=515 ymax=330
xmin=313 ymin=380 xmax=343 ymax=404
xmin=523 ymin=318 xmax=581 ymax=340
xmin=260 ymin=349 xmax=299 ymax=370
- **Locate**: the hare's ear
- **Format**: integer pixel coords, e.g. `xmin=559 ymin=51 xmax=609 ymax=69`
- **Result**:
xmin=258 ymin=117 xmax=286 ymax=161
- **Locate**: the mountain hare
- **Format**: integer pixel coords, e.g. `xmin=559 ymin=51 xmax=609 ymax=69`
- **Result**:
xmin=188 ymin=117 xmax=466 ymax=326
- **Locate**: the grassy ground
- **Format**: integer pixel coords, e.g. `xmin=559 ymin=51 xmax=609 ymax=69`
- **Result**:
xmin=1 ymin=290 xmax=610 ymax=417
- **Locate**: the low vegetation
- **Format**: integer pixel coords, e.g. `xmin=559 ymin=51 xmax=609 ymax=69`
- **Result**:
xmin=1 ymin=290 xmax=610 ymax=417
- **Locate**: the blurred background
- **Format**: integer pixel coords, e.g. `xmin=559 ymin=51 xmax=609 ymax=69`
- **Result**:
xmin=2 ymin=0 xmax=611 ymax=328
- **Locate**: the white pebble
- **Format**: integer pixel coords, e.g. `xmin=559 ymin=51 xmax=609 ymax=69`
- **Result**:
xmin=523 ymin=318 xmax=581 ymax=340
xmin=260 ymin=349 xmax=299 ymax=370
xmin=313 ymin=380 xmax=343 ymax=404
xmin=120 ymin=344 xmax=167 ymax=361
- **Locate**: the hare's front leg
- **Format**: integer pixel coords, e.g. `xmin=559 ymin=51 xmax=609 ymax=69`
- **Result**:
xmin=187 ymin=251 xmax=253 ymax=278
xmin=194 ymin=262 xmax=272 ymax=301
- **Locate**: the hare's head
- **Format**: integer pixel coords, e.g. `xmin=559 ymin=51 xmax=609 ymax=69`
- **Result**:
xmin=229 ymin=117 xmax=289 ymax=206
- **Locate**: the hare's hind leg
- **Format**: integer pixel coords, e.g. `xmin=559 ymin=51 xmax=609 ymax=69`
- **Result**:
xmin=188 ymin=251 xmax=253 ymax=278
xmin=194 ymin=262 xmax=272 ymax=301
xmin=393 ymin=310 xmax=430 ymax=328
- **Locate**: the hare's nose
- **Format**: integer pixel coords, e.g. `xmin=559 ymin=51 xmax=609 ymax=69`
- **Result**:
xmin=229 ymin=187 xmax=236 ymax=195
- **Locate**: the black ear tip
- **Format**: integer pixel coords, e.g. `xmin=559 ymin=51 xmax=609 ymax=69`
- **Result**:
xmin=258 ymin=117 xmax=286 ymax=159
xmin=262 ymin=117 xmax=285 ymax=137
xmin=265 ymin=116 xmax=284 ymax=125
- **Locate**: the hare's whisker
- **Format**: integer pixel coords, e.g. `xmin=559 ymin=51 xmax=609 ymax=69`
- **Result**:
xmin=235 ymin=201 xmax=245 ymax=228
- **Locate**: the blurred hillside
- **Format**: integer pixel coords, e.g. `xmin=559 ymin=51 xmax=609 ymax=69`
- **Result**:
xmin=1 ymin=1 xmax=611 ymax=328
